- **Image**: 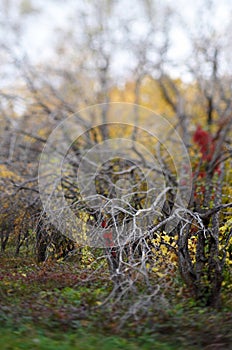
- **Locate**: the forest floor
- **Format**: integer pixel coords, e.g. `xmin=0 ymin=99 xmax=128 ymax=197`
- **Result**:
xmin=0 ymin=255 xmax=231 ymax=350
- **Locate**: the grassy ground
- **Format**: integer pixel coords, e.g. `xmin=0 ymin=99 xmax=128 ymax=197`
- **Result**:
xmin=0 ymin=326 xmax=185 ymax=350
xmin=0 ymin=256 xmax=231 ymax=349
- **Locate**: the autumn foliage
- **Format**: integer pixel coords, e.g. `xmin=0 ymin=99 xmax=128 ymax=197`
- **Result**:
xmin=193 ymin=124 xmax=215 ymax=161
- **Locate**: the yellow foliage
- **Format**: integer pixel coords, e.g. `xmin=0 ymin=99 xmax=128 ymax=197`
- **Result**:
xmin=109 ymin=77 xmax=177 ymax=120
xmin=0 ymin=164 xmax=21 ymax=181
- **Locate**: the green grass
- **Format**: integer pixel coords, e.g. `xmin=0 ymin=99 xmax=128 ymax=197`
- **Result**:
xmin=0 ymin=256 xmax=231 ymax=350
xmin=0 ymin=326 xmax=181 ymax=350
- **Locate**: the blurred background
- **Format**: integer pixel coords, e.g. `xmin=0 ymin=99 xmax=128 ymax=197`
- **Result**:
xmin=0 ymin=0 xmax=232 ymax=277
xmin=1 ymin=0 xmax=232 ymax=113
xmin=0 ymin=2 xmax=232 ymax=348
xmin=0 ymin=0 xmax=232 ymax=269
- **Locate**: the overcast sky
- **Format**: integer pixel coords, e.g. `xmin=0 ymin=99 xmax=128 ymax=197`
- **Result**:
xmin=17 ymin=0 xmax=231 ymax=56
xmin=1 ymin=0 xmax=232 ymax=82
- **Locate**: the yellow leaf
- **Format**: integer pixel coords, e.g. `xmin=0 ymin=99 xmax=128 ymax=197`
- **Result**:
xmin=163 ymin=236 xmax=170 ymax=243
xmin=160 ymin=245 xmax=168 ymax=254
xmin=152 ymin=267 xmax=158 ymax=273
xmin=157 ymin=272 xmax=165 ymax=278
